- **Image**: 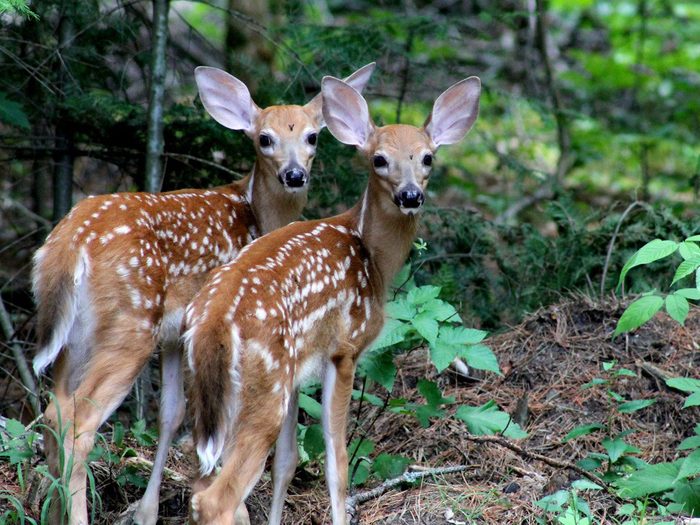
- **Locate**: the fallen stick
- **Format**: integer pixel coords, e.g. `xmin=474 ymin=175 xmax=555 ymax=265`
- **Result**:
xmin=346 ymin=464 xmax=468 ymax=524
xmin=122 ymin=455 xmax=188 ymax=484
xmin=463 ymin=434 xmax=604 ymax=486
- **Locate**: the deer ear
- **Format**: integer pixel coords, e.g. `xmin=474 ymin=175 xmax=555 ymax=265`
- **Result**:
xmin=321 ymin=76 xmax=374 ymax=148
xmin=424 ymin=77 xmax=481 ymax=146
xmin=307 ymin=62 xmax=376 ymax=128
xmin=195 ymin=66 xmax=260 ymax=136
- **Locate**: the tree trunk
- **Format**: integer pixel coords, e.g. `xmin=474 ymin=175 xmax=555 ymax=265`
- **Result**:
xmin=52 ymin=3 xmax=75 ymax=221
xmin=144 ymin=0 xmax=170 ymax=193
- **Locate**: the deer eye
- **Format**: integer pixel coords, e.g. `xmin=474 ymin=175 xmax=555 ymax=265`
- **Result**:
xmin=422 ymin=154 xmax=433 ymax=167
xmin=307 ymin=133 xmax=317 ymax=146
xmin=373 ymin=155 xmax=387 ymax=168
xmin=259 ymin=134 xmax=273 ymax=148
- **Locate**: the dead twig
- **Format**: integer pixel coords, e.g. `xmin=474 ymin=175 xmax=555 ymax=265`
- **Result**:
xmin=600 ymin=200 xmax=643 ymax=297
xmin=346 ymin=465 xmax=468 ymax=524
xmin=463 ymin=434 xmax=604 ymax=487
xmin=0 ymin=298 xmax=40 ymax=418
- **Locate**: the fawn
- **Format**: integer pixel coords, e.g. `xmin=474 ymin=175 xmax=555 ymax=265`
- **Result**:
xmin=184 ymin=73 xmax=481 ymax=524
xmin=31 ymin=63 xmax=375 ymax=525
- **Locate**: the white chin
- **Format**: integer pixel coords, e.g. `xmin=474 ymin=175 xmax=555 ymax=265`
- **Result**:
xmin=283 ymin=185 xmax=307 ymax=194
xmin=400 ymin=207 xmax=422 ymax=216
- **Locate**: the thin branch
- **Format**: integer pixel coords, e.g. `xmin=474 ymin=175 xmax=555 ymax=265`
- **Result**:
xmin=0 ymin=298 xmax=40 ymax=418
xmin=463 ymin=434 xmax=606 ymax=487
xmin=600 ymin=201 xmax=643 ymax=297
xmin=1 ymin=195 xmax=53 ymax=230
xmin=534 ymin=0 xmax=572 ymax=183
xmin=346 ymin=464 xmax=468 ymax=523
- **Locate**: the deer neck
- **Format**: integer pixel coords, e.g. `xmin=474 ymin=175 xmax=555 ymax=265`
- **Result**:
xmin=355 ymin=175 xmax=418 ymax=294
xmin=247 ymin=160 xmax=309 ymax=235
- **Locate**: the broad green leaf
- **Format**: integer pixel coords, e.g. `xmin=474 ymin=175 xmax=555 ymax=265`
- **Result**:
xmin=372 ymin=453 xmax=410 ymax=480
xmin=4 ymin=418 xmax=26 ymax=438
xmin=563 ymin=423 xmax=605 ymax=442
xmin=666 ymin=294 xmax=690 ymax=325
xmin=414 ymin=404 xmax=445 ymax=428
xmin=417 ymin=379 xmax=454 ymax=407
xmin=460 ymin=344 xmax=501 ymax=374
xmin=358 ymin=348 xmax=396 ymax=391
xmin=349 ymin=437 xmax=374 ymax=459
xmin=578 ymin=456 xmax=605 ymax=471
xmin=676 ymin=449 xmax=700 ymax=481
xmin=679 ymin=241 xmax=700 ymax=260
xmin=351 ymin=462 xmax=370 ymax=486
xmin=616 ymin=503 xmax=636 ymax=516
xmin=613 ymin=295 xmax=664 ymax=337
xmin=422 ymin=298 xmax=460 ymax=323
xmin=351 ymin=389 xmax=384 ymax=407
xmin=617 ymin=240 xmax=678 ymax=288
xmin=672 ymin=257 xmax=700 ymax=285
xmin=370 ymin=318 xmax=410 ymax=350
xmin=683 ymin=391 xmax=700 ymax=408
xmin=411 ymin=313 xmax=439 ymax=343
xmin=686 ymin=235 xmax=700 ymax=242
xmin=455 ymin=400 xmax=528 ymax=439
xmin=407 ymin=285 xmax=441 ymax=305
xmin=678 ymin=436 xmax=700 ymax=451
xmin=603 ymin=437 xmax=630 ymax=463
xmin=675 ymin=288 xmax=700 ymax=300
xmin=615 ymin=461 xmax=681 ymax=498
xmin=617 ymin=399 xmax=656 ymax=413
xmin=301 ymin=423 xmax=324 ymax=458
xmin=671 ymin=478 xmax=700 ymax=516
xmin=385 ymin=299 xmax=416 ymax=321
xmin=429 ymin=340 xmax=458 ymax=372
xmin=571 ymin=479 xmax=603 ymax=491
xmin=535 ymin=490 xmax=568 ymax=511
xmin=298 ymin=393 xmax=322 ymax=420
xmin=666 ymin=377 xmax=700 ymax=393
xmin=438 ymin=325 xmax=488 ymax=346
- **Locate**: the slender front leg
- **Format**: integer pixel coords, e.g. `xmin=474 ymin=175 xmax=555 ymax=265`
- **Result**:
xmin=322 ymin=355 xmax=356 ymax=525
xmin=133 ymin=342 xmax=186 ymax=525
xmin=268 ymin=389 xmax=299 ymax=524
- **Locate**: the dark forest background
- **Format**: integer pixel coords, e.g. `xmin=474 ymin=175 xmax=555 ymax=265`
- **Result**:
xmin=0 ymin=1 xmax=699 ymax=523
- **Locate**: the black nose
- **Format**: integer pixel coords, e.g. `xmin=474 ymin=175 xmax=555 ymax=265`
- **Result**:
xmin=284 ymin=168 xmax=306 ymax=188
xmin=397 ymin=187 xmax=425 ymax=208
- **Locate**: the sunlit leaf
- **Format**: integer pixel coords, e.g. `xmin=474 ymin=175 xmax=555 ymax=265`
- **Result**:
xmin=617 ymin=240 xmax=678 ymax=289
xmin=613 ymin=295 xmax=664 ymax=336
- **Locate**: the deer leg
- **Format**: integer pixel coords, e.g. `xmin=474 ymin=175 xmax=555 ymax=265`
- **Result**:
xmin=49 ymin=325 xmax=155 ymax=525
xmin=133 ymin=340 xmax=185 ymax=525
xmin=322 ymin=355 xmax=355 ymax=525
xmin=43 ymin=351 xmax=75 ymax=524
xmin=191 ymin=398 xmax=283 ymax=525
xmin=268 ymin=389 xmax=299 ymax=525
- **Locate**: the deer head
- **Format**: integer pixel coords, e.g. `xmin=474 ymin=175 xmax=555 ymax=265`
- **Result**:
xmin=321 ymin=75 xmax=481 ymax=214
xmin=194 ymin=63 xmax=376 ymax=192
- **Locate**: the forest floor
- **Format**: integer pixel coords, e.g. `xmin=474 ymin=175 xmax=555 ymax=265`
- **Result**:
xmin=2 ymin=295 xmax=699 ymax=524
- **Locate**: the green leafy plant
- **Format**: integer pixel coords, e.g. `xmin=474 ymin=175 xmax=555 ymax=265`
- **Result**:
xmin=615 ymin=235 xmax=700 ymax=336
xmin=535 ymin=479 xmax=602 ymax=525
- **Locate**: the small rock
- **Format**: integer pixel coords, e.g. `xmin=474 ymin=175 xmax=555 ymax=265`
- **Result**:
xmin=503 ymin=481 xmax=520 ymax=494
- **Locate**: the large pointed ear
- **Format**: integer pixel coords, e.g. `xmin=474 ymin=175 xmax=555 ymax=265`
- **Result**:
xmin=195 ymin=66 xmax=260 ymax=136
xmin=424 ymin=77 xmax=481 ymax=146
xmin=321 ymin=76 xmax=374 ymax=149
xmin=306 ymin=62 xmax=376 ymax=127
